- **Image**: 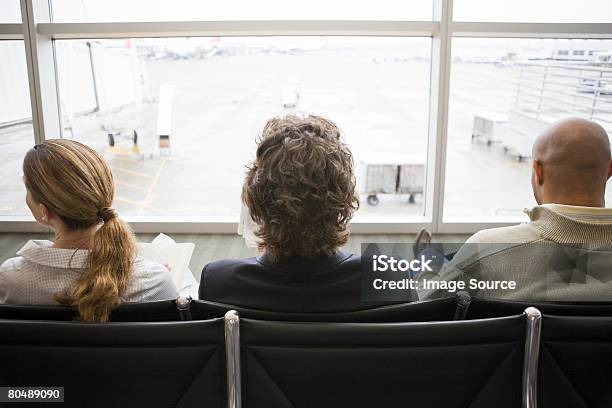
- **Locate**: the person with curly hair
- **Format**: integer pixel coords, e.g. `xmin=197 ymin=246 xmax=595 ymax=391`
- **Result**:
xmin=198 ymin=114 xmax=394 ymax=311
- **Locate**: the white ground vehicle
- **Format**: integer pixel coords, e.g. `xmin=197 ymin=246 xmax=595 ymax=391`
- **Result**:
xmin=281 ymin=84 xmax=300 ymax=108
xmin=357 ymin=152 xmax=425 ymax=206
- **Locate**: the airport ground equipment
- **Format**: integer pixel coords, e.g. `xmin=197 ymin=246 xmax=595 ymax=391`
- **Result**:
xmin=471 ymin=111 xmax=507 ymax=146
xmin=101 ymin=103 xmax=158 ymax=159
xmin=358 ymin=152 xmax=425 ymax=205
xmin=157 ymin=84 xmax=174 ymax=154
xmin=481 ymin=62 xmax=612 ymax=162
xmin=498 ymin=110 xmax=550 ymax=162
xmin=512 ymin=62 xmax=612 ymax=130
xmin=101 ymin=84 xmax=173 ymax=159
xmin=281 ymin=83 xmax=300 ymax=108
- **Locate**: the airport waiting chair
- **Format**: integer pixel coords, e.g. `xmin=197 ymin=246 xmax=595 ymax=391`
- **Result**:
xmin=464 ymin=296 xmax=612 ymax=319
xmin=539 ymin=315 xmax=612 ymax=408
xmin=192 ymin=294 xmax=467 ymax=323
xmin=225 ymin=308 xmax=542 ymax=408
xmin=0 ymin=294 xmax=196 ymax=322
xmin=0 ymin=303 xmax=78 ymax=321
xmin=0 ymin=318 xmax=226 ymax=408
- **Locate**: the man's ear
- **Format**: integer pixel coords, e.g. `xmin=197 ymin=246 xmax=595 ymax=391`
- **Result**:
xmin=532 ymin=159 xmax=544 ymax=185
xmin=607 ymin=159 xmax=612 ymax=180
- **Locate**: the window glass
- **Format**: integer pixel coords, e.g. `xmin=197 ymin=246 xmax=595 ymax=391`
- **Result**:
xmin=55 ymin=37 xmax=431 ymax=221
xmin=0 ymin=1 xmax=21 ymax=23
xmin=51 ymin=0 xmax=433 ymax=22
xmin=444 ymin=38 xmax=612 ymax=222
xmin=0 ymin=41 xmax=35 ymax=216
xmin=454 ymin=0 xmax=612 ymax=23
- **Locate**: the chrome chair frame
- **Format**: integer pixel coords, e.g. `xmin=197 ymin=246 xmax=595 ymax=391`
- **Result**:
xmin=224 ymin=310 xmax=242 ymax=408
xmin=222 ymin=305 xmax=542 ymax=408
xmin=175 ymin=293 xmax=193 ymax=321
xmin=522 ymin=307 xmax=542 ymax=408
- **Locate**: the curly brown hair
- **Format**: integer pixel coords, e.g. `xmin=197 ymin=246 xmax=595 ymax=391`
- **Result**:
xmin=243 ymin=114 xmax=359 ymax=262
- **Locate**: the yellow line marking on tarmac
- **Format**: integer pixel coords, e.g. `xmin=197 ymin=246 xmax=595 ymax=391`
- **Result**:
xmin=138 ymin=157 xmax=168 ymax=215
xmin=112 ymin=156 xmax=162 ymax=171
xmin=111 ymin=166 xmax=155 ymax=179
xmin=114 ymin=196 xmax=171 ymax=215
xmin=115 ymin=180 xmax=149 ymax=192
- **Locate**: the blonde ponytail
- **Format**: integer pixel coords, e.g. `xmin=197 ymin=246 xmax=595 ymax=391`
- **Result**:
xmin=62 ymin=212 xmax=136 ymax=322
xmin=24 ymin=139 xmax=137 ymax=322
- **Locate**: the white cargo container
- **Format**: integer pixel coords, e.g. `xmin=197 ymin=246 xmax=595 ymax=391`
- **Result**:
xmin=398 ymin=162 xmax=426 ymax=203
xmin=357 ymin=152 xmax=425 ymax=205
xmin=499 ymin=110 xmax=550 ymax=162
xmin=471 ymin=112 xmax=507 ymax=146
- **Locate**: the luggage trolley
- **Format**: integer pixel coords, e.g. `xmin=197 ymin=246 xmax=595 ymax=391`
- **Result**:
xmin=357 ymin=152 xmax=425 ymax=206
xmin=101 ymin=102 xmax=157 ymax=159
xmin=101 ymin=84 xmax=173 ymax=159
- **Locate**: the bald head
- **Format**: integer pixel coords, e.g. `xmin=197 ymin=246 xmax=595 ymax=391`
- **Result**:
xmin=531 ymin=118 xmax=612 ymax=206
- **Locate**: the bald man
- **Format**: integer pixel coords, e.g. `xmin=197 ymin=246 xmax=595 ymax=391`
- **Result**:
xmin=422 ymin=118 xmax=612 ymax=301
xmin=531 ymin=118 xmax=612 ymax=207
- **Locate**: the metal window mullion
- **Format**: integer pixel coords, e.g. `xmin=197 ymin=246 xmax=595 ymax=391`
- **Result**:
xmin=451 ymin=22 xmax=612 ymax=39
xmin=426 ymin=0 xmax=453 ymax=233
xmin=0 ymin=23 xmax=24 ymax=39
xmin=38 ymin=20 xmax=440 ymax=39
xmin=37 ymin=21 xmax=612 ymax=40
xmin=20 ymin=0 xmax=61 ymax=144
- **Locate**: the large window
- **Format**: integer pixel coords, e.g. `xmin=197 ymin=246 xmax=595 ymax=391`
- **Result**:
xmin=1 ymin=1 xmax=611 ymax=232
xmin=444 ymin=38 xmax=612 ymax=222
xmin=55 ymin=37 xmax=431 ymax=220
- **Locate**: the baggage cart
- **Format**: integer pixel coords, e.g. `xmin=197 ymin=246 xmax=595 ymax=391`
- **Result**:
xmin=358 ymin=152 xmax=425 ymax=205
xmin=471 ymin=112 xmax=507 ymax=146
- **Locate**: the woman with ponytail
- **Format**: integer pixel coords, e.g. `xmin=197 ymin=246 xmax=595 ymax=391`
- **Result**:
xmin=0 ymin=139 xmax=176 ymax=322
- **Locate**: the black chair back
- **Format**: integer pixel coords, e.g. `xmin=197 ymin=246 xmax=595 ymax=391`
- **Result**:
xmin=466 ymin=297 xmax=612 ymax=319
xmin=193 ymin=296 xmax=461 ymax=323
xmin=0 ymin=303 xmax=77 ymax=321
xmin=0 ymin=318 xmax=226 ymax=408
xmin=238 ymin=314 xmax=527 ymax=408
xmin=539 ymin=315 xmax=612 ymax=408
xmin=0 ymin=298 xmax=195 ymax=322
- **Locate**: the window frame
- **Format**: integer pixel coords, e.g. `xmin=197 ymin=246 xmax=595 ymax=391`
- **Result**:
xmin=1 ymin=0 xmax=611 ymax=234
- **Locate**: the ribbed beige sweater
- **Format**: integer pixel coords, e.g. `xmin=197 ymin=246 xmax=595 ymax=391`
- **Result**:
xmin=423 ymin=205 xmax=612 ymax=301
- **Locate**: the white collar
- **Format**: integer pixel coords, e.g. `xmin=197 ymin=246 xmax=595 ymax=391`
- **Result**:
xmin=17 ymin=240 xmax=90 ymax=269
